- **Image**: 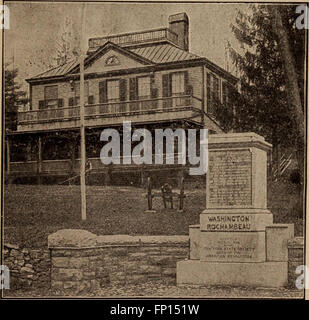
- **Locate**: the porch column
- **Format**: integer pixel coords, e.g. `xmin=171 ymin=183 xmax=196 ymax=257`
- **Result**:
xmin=104 ymin=165 xmax=112 ymax=186
xmin=37 ymin=135 xmax=42 ymax=184
xmin=70 ymin=137 xmax=77 ymax=176
xmin=6 ymin=137 xmax=11 ymax=184
xmin=26 ymin=139 xmax=32 ymax=161
xmin=178 ymin=167 xmax=185 ymax=187
xmin=140 ymin=165 xmax=146 ymax=186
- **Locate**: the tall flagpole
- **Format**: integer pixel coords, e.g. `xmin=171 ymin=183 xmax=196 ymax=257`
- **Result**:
xmin=80 ymin=4 xmax=87 ymax=220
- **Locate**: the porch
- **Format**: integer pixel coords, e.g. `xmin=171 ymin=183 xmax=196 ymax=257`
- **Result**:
xmin=17 ymin=95 xmax=203 ymax=132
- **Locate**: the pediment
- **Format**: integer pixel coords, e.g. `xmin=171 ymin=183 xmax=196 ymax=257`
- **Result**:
xmin=84 ymin=45 xmax=151 ymax=73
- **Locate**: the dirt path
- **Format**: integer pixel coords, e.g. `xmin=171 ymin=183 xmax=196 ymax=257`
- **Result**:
xmin=4 ymin=282 xmax=304 ymax=299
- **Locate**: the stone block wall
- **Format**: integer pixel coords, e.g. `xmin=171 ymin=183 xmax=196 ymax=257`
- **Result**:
xmin=3 ymin=243 xmax=51 ymax=290
xmin=48 ymin=230 xmax=189 ymax=295
xmin=3 ymin=232 xmax=304 ymax=294
xmin=287 ymin=237 xmax=304 ymax=288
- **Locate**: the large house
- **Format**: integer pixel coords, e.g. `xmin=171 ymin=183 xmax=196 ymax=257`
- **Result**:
xmin=7 ymin=13 xmax=237 ymax=185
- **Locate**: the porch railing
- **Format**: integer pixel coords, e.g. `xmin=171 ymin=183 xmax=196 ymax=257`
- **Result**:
xmin=18 ymin=95 xmax=201 ymax=124
xmin=10 ymin=153 xmax=192 ymax=175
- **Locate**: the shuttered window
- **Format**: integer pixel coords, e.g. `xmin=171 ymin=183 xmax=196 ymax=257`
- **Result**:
xmin=72 ymin=82 xmax=89 ymax=105
xmin=207 ymin=72 xmax=221 ymax=114
xmin=39 ymin=100 xmax=46 ymax=109
xmin=119 ymin=79 xmax=127 ymax=102
xmin=162 ymin=74 xmax=172 ymax=98
xmin=74 ymin=82 xmax=89 ymax=97
xmin=44 ymin=85 xmax=58 ymax=108
xmin=99 ymin=81 xmax=107 ymax=103
xmin=222 ymin=82 xmax=229 ymax=105
xmin=129 ymin=78 xmax=138 ymax=101
xmin=213 ymin=76 xmax=220 ymax=100
xmin=44 ymin=85 xmax=58 ymax=100
xmin=138 ymin=76 xmax=151 ymax=99
xmin=171 ymin=73 xmax=185 ymax=95
xmin=88 ymin=95 xmax=94 ymax=105
xmin=207 ymin=73 xmax=211 ymax=103
xmin=107 ymin=80 xmax=120 ymax=102
xmin=163 ymin=71 xmax=188 ymax=97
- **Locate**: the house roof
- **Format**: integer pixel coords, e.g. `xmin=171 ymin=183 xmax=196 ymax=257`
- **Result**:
xmin=31 ymin=59 xmax=79 ymax=80
xmin=27 ymin=41 xmax=202 ymax=81
xmin=130 ymin=43 xmax=200 ymax=64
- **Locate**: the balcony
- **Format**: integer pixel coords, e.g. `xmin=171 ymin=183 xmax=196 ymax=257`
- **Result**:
xmin=88 ymin=28 xmax=179 ymax=52
xmin=17 ymin=96 xmax=203 ymax=132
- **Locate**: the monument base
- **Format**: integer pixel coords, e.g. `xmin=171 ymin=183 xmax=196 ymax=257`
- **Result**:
xmin=176 ymin=133 xmax=294 ymax=289
xmin=177 ymin=260 xmax=288 ymax=288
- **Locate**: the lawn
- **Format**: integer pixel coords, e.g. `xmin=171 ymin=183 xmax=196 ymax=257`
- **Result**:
xmin=3 ymin=179 xmax=303 ymax=248
xmin=3 ymin=184 xmax=204 ymax=248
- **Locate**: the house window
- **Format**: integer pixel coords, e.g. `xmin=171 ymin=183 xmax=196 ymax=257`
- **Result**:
xmin=138 ymin=77 xmax=151 ymax=99
xmin=74 ymin=82 xmax=89 ymax=105
xmin=207 ymin=73 xmax=221 ymax=113
xmin=107 ymin=80 xmax=120 ymax=102
xmin=44 ymin=85 xmax=58 ymax=108
xmin=213 ymin=76 xmax=220 ymax=100
xmin=172 ymin=73 xmax=185 ymax=95
xmin=222 ymin=82 xmax=229 ymax=105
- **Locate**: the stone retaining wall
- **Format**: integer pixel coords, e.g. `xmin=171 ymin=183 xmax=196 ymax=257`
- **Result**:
xmin=287 ymin=237 xmax=304 ymax=288
xmin=3 ymin=231 xmax=305 ymax=294
xmin=3 ymin=243 xmax=51 ymax=290
xmin=48 ymin=230 xmax=189 ymax=295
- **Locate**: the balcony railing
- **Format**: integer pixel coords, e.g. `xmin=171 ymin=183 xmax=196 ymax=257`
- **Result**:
xmin=88 ymin=28 xmax=179 ymax=50
xmin=18 ymin=95 xmax=201 ymax=124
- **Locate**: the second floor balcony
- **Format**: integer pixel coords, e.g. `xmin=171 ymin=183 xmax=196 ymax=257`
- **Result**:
xmin=17 ymin=95 xmax=203 ymax=132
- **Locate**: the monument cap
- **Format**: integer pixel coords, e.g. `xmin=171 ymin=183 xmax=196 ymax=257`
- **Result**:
xmin=208 ymin=132 xmax=272 ymax=152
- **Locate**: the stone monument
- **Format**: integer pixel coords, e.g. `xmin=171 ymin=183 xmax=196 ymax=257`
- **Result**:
xmin=177 ymin=133 xmax=294 ymax=287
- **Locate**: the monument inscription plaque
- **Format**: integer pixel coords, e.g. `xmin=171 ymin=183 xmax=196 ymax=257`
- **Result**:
xmin=207 ymin=149 xmax=252 ymax=208
xmin=200 ymin=232 xmax=266 ymax=262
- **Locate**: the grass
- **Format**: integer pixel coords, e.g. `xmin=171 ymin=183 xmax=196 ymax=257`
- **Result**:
xmin=3 ymin=179 xmax=303 ymax=248
xmin=4 ymin=184 xmax=204 ymax=248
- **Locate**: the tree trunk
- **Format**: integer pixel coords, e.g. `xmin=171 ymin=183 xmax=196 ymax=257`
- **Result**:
xmin=269 ymin=6 xmax=304 ymax=181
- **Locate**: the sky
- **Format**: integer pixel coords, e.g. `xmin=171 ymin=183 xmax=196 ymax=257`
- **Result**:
xmin=4 ymin=2 xmax=248 ymax=92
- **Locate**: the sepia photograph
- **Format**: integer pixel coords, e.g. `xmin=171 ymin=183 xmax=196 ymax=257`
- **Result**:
xmin=1 ymin=0 xmax=307 ymax=302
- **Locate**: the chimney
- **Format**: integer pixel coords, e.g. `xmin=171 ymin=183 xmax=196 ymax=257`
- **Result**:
xmin=168 ymin=13 xmax=189 ymax=51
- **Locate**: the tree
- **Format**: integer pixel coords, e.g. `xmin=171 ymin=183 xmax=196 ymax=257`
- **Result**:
xmin=29 ymin=17 xmax=80 ymax=71
xmin=269 ymin=5 xmax=305 ymax=181
xmin=229 ymin=4 xmax=305 ymax=177
xmin=211 ymin=84 xmax=240 ymax=133
xmin=53 ymin=17 xmax=80 ymax=66
xmin=4 ymin=64 xmax=28 ymax=132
